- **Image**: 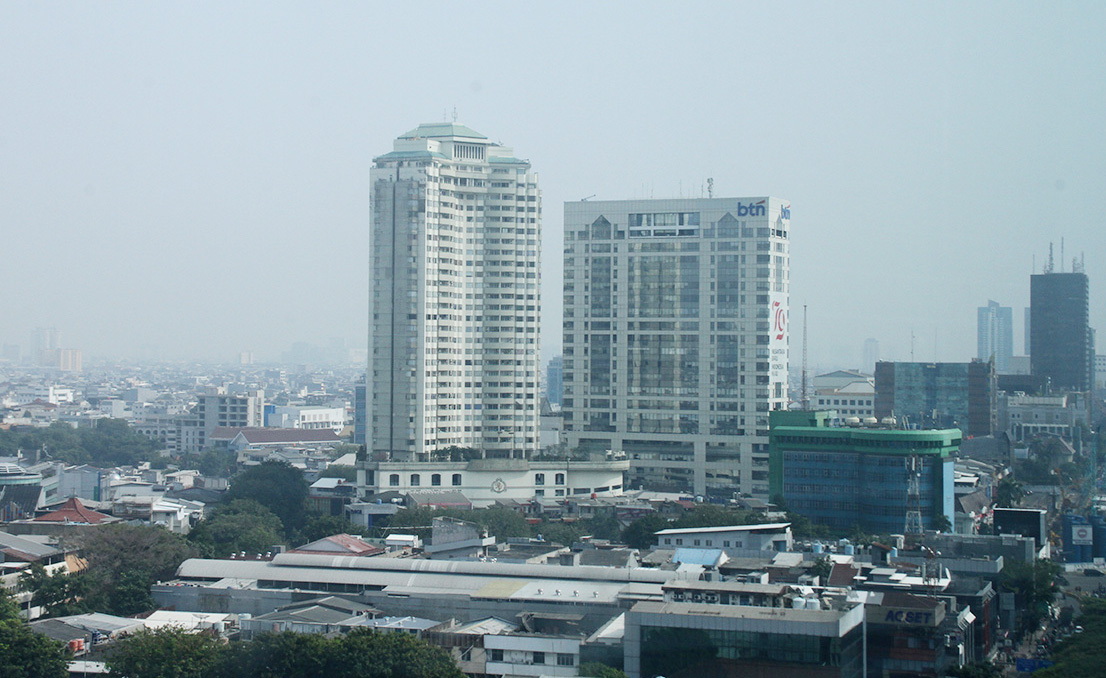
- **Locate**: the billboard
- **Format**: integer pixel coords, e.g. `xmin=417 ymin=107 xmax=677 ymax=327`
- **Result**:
xmin=1072 ymin=524 xmax=1093 ymax=546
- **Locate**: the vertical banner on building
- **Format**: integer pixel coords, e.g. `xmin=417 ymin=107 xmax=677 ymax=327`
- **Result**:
xmin=770 ymin=292 xmax=788 ymax=383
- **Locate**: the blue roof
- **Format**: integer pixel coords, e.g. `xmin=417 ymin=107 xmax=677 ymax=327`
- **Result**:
xmin=398 ymin=123 xmax=487 ymax=140
xmin=672 ymin=548 xmax=726 ymax=566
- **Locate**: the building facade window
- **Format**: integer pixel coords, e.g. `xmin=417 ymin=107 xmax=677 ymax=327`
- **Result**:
xmin=410 ymin=474 xmax=420 ymax=486
xmin=431 ymin=473 xmax=441 ymax=486
xmin=452 ymin=473 xmax=462 ymax=486
xmin=389 ymin=474 xmax=399 ymax=487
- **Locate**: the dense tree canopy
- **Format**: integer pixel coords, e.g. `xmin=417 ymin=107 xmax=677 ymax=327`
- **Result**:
xmin=22 ymin=524 xmax=200 ymax=618
xmin=106 ymin=627 xmax=223 ymax=678
xmin=187 ymin=499 xmax=285 ymax=558
xmin=226 ymin=461 xmax=308 ymax=531
xmin=0 ymin=589 xmax=68 ymax=678
xmin=1000 ymin=558 xmax=1062 ymax=637
xmin=0 ymin=419 xmax=158 ymax=467
xmin=106 ymin=628 xmax=464 ymax=678
xmin=1034 ymin=597 xmax=1106 ymax=678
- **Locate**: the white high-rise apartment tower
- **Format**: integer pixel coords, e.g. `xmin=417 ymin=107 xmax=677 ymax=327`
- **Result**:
xmin=563 ymin=197 xmax=790 ymax=499
xmin=369 ymin=123 xmax=541 ymax=462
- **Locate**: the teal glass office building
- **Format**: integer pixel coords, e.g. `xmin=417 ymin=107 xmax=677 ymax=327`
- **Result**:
xmin=769 ymin=411 xmax=957 ymax=534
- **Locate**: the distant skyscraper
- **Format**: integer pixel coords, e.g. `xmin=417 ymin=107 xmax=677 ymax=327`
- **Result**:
xmin=1024 ymin=307 xmax=1032 ymax=356
xmin=977 ymin=300 xmax=1013 ymax=372
xmin=1030 ymin=272 xmax=1093 ymax=391
xmin=368 ymin=123 xmax=541 ymax=461
xmin=545 ymin=355 xmax=563 ymax=406
xmin=862 ymin=338 xmax=880 ymax=374
xmin=33 ymin=326 xmax=60 ymax=367
xmin=562 ymin=196 xmax=791 ymax=499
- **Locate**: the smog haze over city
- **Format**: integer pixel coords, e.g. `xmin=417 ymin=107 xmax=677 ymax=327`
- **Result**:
xmin=2 ymin=2 xmax=1103 ymax=370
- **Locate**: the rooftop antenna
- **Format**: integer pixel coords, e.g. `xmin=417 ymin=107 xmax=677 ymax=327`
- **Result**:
xmin=910 ymin=331 xmax=916 ymax=361
xmin=442 ymin=108 xmax=448 ymax=122
xmin=1061 ymin=237 xmax=1065 ymax=272
xmin=1045 ymin=242 xmax=1054 ymax=274
xmin=801 ymin=304 xmax=809 ymax=409
xmin=581 ymin=194 xmax=596 ymax=201
xmin=451 ymin=106 xmax=458 ymax=122
xmin=905 ymin=455 xmax=924 ymax=539
xmin=707 ymin=177 xmax=714 ymax=199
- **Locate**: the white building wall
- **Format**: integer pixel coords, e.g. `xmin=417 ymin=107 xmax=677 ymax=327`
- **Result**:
xmin=484 ymin=634 xmax=580 ymax=677
xmin=269 ymin=406 xmax=346 ymax=433
xmin=358 ymin=459 xmax=628 ymax=508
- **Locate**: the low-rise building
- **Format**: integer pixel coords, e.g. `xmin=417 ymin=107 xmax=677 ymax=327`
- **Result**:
xmin=653 ymin=523 xmax=793 ymax=554
xmin=356 ymin=456 xmax=629 ymax=509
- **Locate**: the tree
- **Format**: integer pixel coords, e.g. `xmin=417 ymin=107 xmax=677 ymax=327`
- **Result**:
xmin=214 ymin=629 xmax=464 ymax=678
xmin=72 ymin=523 xmax=200 ymax=615
xmin=188 ymin=500 xmax=285 ymax=557
xmin=0 ymin=588 xmax=69 ymax=678
xmin=20 ymin=563 xmax=91 ymax=618
xmin=318 ymin=465 xmax=357 ymax=482
xmin=293 ymin=514 xmax=364 ymax=547
xmin=1000 ymin=558 xmax=1061 ymax=637
xmin=180 ymin=448 xmax=237 ymax=477
xmin=1034 ymin=597 xmax=1106 ymax=678
xmin=330 ymin=628 xmax=465 ymax=678
xmin=0 ymin=621 xmax=69 ymax=678
xmin=580 ymin=663 xmax=627 ymax=678
xmin=621 ymin=513 xmax=670 ymax=549
xmin=810 ymin=556 xmax=833 ymax=583
xmin=106 ymin=627 xmax=223 ymax=678
xmin=946 ymin=661 xmax=1003 ymax=678
xmin=470 ymin=506 xmax=530 ymax=541
xmin=226 ymin=461 xmax=308 ymax=531
xmin=931 ymin=513 xmax=952 ymax=532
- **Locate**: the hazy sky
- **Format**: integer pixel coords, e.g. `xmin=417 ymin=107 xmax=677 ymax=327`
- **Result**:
xmin=2 ymin=2 xmax=1103 ymax=369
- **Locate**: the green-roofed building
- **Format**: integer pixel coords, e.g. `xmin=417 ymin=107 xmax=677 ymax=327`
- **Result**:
xmin=769 ymin=410 xmax=958 ymax=534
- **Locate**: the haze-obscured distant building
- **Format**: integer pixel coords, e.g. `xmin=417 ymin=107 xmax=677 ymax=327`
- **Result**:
xmin=874 ymin=361 xmax=994 ymax=436
xmin=1030 ymin=271 xmax=1093 ymax=391
xmin=545 ymin=355 xmax=563 ymax=406
xmin=863 ymin=338 xmax=880 ymax=374
xmin=977 ymin=300 xmax=1013 ymax=373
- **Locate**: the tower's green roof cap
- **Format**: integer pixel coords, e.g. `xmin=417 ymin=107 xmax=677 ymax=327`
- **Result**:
xmin=398 ymin=123 xmax=488 ymax=140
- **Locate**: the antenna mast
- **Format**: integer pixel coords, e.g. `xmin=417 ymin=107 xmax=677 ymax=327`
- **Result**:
xmin=801 ymin=304 xmax=809 ymax=409
xmin=905 ymin=455 xmax=924 ymax=539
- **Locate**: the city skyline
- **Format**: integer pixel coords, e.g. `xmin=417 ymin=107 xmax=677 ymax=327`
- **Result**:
xmin=2 ymin=3 xmax=1104 ymax=368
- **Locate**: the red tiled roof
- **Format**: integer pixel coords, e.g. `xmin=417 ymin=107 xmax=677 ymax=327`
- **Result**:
xmin=35 ymin=497 xmax=111 ymax=525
